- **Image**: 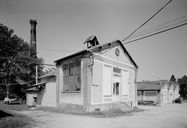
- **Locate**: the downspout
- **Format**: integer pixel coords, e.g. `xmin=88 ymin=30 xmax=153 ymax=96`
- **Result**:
xmin=134 ymin=68 xmax=138 ymax=106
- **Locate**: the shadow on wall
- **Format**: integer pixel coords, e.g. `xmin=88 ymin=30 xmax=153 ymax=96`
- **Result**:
xmin=0 ymin=110 xmax=13 ymax=118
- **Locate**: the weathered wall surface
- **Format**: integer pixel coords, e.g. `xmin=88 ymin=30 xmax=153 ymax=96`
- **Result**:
xmin=41 ymin=81 xmax=56 ymax=107
xmin=60 ymin=92 xmax=83 ymax=105
xmin=91 ymin=60 xmax=103 ymax=103
xmin=26 ymin=93 xmax=37 ymax=106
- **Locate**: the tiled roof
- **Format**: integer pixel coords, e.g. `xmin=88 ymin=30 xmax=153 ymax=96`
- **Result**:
xmin=137 ymin=80 xmax=167 ymax=90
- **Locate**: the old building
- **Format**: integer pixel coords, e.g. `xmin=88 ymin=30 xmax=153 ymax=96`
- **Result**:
xmin=137 ymin=80 xmax=169 ymax=105
xmin=26 ymin=71 xmax=56 ymax=107
xmin=172 ymin=82 xmax=180 ymax=100
xmin=55 ymin=37 xmax=138 ymax=111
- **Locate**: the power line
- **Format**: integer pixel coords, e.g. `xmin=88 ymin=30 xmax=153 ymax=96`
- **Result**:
xmin=123 ymin=22 xmax=187 ymax=45
xmin=121 ymin=0 xmax=173 ymax=43
xmin=128 ymin=15 xmax=187 ymax=40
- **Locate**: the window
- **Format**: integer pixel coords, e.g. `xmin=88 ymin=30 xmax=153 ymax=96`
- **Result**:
xmin=63 ymin=59 xmax=81 ymax=92
xmin=113 ymin=82 xmax=119 ymax=95
xmin=144 ymin=91 xmax=157 ymax=96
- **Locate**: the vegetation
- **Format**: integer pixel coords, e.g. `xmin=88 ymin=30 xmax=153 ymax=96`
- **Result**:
xmin=0 ymin=23 xmax=44 ymax=100
xmin=178 ymin=75 xmax=187 ymax=98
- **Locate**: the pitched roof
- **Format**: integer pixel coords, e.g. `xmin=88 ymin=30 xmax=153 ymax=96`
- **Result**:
xmin=55 ymin=40 xmax=138 ymax=68
xmin=169 ymin=81 xmax=179 ymax=90
xmin=26 ymin=82 xmax=46 ymax=92
xmin=137 ymin=80 xmax=167 ymax=91
xmin=55 ymin=50 xmax=88 ymax=64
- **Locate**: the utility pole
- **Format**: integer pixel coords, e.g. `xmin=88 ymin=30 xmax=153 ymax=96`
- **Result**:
xmin=6 ymin=59 xmax=11 ymax=98
xmin=35 ymin=65 xmax=38 ymax=84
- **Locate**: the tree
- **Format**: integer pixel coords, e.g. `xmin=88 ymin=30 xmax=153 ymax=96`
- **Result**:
xmin=0 ymin=23 xmax=44 ymax=99
xmin=178 ymin=75 xmax=187 ymax=98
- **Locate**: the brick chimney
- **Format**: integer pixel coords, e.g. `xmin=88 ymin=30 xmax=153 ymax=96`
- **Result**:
xmin=30 ymin=19 xmax=37 ymax=58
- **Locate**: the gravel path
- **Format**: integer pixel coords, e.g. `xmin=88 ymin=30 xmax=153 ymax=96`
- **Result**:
xmin=17 ymin=103 xmax=187 ymax=128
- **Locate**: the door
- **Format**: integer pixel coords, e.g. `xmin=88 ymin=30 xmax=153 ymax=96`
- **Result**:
xmin=113 ymin=77 xmax=120 ymax=102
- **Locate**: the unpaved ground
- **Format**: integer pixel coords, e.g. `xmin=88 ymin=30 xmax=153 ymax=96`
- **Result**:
xmin=16 ymin=103 xmax=187 ymax=128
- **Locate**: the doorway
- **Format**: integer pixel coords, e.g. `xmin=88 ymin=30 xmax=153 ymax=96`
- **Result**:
xmin=113 ymin=81 xmax=120 ymax=102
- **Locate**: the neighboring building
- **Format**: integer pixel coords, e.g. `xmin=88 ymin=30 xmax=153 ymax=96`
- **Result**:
xmin=55 ymin=38 xmax=138 ymax=111
xmin=137 ymin=80 xmax=169 ymax=105
xmin=26 ymin=82 xmax=46 ymax=107
xmin=172 ymin=82 xmax=180 ymax=100
xmin=26 ymin=71 xmax=56 ymax=107
xmin=168 ymin=82 xmax=174 ymax=103
xmin=37 ymin=71 xmax=56 ymax=107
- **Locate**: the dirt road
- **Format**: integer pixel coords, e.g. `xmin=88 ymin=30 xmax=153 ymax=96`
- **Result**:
xmin=18 ymin=103 xmax=187 ymax=128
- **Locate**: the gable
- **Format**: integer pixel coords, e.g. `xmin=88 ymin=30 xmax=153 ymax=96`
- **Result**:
xmin=101 ymin=45 xmax=134 ymax=67
xmin=161 ymin=83 xmax=168 ymax=90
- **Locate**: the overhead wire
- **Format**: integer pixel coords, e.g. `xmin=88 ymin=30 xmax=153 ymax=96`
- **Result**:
xmin=128 ymin=15 xmax=187 ymax=40
xmin=97 ymin=0 xmax=173 ymax=56
xmin=121 ymin=0 xmax=173 ymax=43
xmin=123 ymin=22 xmax=187 ymax=45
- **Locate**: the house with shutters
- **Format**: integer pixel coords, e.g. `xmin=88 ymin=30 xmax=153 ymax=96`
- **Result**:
xmin=55 ymin=36 xmax=138 ymax=111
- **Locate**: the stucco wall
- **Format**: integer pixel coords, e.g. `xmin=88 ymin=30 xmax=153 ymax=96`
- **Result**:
xmin=91 ymin=60 xmax=103 ymax=103
xmin=173 ymin=85 xmax=179 ymax=99
xmin=168 ymin=84 xmax=174 ymax=103
xmin=26 ymin=93 xmax=37 ymax=106
xmin=40 ymin=81 xmax=56 ymax=107
xmin=102 ymin=45 xmax=133 ymax=66
xmin=161 ymin=89 xmax=168 ymax=104
xmin=60 ymin=92 xmax=83 ymax=105
xmin=91 ymin=46 xmax=137 ymax=108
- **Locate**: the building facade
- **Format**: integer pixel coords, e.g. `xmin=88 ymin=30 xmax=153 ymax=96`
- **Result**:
xmin=55 ymin=40 xmax=138 ymax=111
xmin=26 ymin=71 xmax=56 ymax=107
xmin=137 ymin=80 xmax=169 ymax=105
xmin=137 ymin=80 xmax=180 ymax=105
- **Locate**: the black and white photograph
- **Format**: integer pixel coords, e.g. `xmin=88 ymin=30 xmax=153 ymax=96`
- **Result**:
xmin=0 ymin=0 xmax=187 ymax=128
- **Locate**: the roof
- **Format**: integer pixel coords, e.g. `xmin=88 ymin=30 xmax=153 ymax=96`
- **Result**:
xmin=83 ymin=35 xmax=95 ymax=44
xmin=26 ymin=82 xmax=46 ymax=92
xmin=55 ymin=39 xmax=138 ymax=68
xmin=137 ymin=80 xmax=168 ymax=91
xmin=55 ymin=50 xmax=88 ymax=64
xmin=39 ymin=70 xmax=56 ymax=79
xmin=169 ymin=81 xmax=179 ymax=90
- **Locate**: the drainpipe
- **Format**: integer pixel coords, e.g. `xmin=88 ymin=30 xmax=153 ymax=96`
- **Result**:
xmin=134 ymin=68 xmax=138 ymax=106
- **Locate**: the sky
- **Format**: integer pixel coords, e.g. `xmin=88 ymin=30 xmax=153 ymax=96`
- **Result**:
xmin=0 ymin=0 xmax=187 ymax=81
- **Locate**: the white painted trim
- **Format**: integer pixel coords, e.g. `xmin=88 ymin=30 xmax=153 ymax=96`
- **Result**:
xmin=91 ymin=58 xmax=135 ymax=105
xmin=94 ymin=58 xmax=135 ymax=72
xmin=93 ymin=53 xmax=134 ymax=68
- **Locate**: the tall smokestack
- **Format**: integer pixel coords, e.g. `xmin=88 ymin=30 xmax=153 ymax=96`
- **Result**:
xmin=30 ymin=19 xmax=37 ymax=58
